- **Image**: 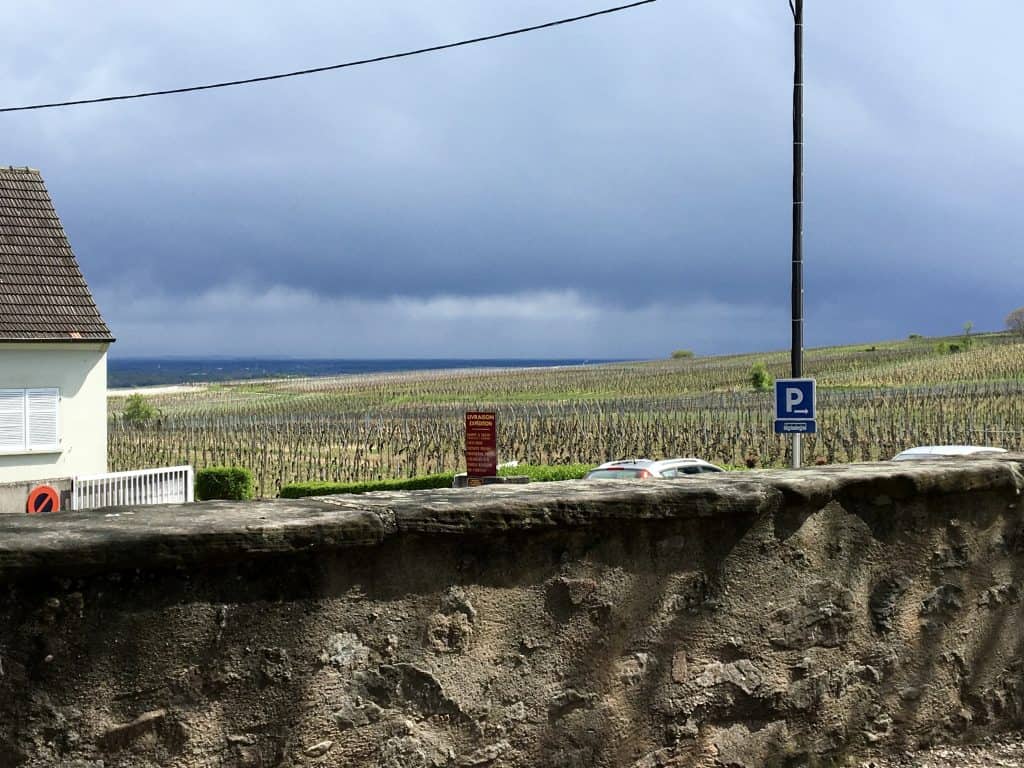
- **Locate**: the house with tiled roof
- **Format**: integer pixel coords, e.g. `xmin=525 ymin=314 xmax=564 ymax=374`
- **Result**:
xmin=0 ymin=167 xmax=114 ymax=507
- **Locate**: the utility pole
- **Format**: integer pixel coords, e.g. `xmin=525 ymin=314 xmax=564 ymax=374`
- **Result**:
xmin=790 ymin=0 xmax=804 ymax=469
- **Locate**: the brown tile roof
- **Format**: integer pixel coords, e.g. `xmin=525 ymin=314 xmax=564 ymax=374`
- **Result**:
xmin=0 ymin=167 xmax=114 ymax=342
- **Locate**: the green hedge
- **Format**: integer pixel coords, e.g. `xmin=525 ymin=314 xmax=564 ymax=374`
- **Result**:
xmin=196 ymin=466 xmax=254 ymax=501
xmin=500 ymin=463 xmax=593 ymax=482
xmin=280 ymin=472 xmax=456 ymax=499
xmin=280 ymin=464 xmax=596 ymax=499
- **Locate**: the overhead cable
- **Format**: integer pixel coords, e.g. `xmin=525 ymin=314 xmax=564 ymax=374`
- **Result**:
xmin=0 ymin=0 xmax=656 ymax=114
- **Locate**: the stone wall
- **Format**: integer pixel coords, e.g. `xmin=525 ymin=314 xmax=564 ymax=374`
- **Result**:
xmin=0 ymin=477 xmax=72 ymax=516
xmin=1 ymin=456 xmax=1022 ymax=767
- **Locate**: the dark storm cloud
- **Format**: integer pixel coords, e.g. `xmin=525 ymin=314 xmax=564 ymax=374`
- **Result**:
xmin=2 ymin=1 xmax=1022 ymax=356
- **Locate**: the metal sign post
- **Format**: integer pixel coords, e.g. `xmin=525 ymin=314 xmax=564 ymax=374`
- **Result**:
xmin=789 ymin=0 xmax=805 ymax=468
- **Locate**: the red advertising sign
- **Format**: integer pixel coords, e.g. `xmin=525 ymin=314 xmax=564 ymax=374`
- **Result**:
xmin=465 ymin=411 xmax=497 ymax=484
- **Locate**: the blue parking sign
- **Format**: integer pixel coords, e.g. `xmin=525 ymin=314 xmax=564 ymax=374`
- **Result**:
xmin=774 ymin=378 xmax=816 ymax=434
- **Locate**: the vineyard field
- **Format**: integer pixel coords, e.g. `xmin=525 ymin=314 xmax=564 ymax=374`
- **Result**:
xmin=108 ymin=333 xmax=1024 ymax=498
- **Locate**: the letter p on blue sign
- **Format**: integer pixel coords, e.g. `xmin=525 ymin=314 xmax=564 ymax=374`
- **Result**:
xmin=775 ymin=378 xmax=816 ymax=426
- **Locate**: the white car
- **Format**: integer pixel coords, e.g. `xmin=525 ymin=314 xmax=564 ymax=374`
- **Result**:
xmin=585 ymin=458 xmax=724 ymax=480
xmin=891 ymin=445 xmax=1007 ymax=461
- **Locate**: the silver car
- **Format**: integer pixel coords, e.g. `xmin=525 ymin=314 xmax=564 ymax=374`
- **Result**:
xmin=584 ymin=458 xmax=724 ymax=480
xmin=891 ymin=445 xmax=1007 ymax=461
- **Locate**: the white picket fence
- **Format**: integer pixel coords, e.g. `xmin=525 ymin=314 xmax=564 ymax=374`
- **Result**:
xmin=72 ymin=465 xmax=194 ymax=511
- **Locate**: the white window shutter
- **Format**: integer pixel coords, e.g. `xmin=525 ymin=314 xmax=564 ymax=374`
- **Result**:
xmin=26 ymin=388 xmax=59 ymax=451
xmin=0 ymin=389 xmax=26 ymax=451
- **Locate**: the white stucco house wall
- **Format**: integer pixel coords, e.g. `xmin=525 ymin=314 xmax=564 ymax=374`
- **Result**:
xmin=0 ymin=167 xmax=114 ymax=509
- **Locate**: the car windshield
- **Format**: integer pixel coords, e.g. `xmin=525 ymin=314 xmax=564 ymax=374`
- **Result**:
xmin=586 ymin=468 xmax=648 ymax=479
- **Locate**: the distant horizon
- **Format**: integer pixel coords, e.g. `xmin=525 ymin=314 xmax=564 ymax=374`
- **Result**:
xmin=105 ymin=356 xmax=636 ymax=388
xmin=107 ymin=354 xmax=636 ymax=361
xmin=106 ymin=326 xmax=1007 ymax=364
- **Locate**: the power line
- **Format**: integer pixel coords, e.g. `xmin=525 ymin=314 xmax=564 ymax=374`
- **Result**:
xmin=1 ymin=1 xmax=656 ymax=114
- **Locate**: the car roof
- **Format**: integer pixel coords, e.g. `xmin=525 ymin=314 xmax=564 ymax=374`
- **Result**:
xmin=892 ymin=445 xmax=1007 ymax=460
xmin=595 ymin=458 xmax=654 ymax=468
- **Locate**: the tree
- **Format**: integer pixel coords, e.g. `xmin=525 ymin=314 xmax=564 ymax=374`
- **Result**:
xmin=1007 ymin=307 xmax=1024 ymax=337
xmin=122 ymin=393 xmax=157 ymax=423
xmin=749 ymin=362 xmax=772 ymax=391
xmin=961 ymin=320 xmax=974 ymax=350
xmin=671 ymin=349 xmax=695 ymax=359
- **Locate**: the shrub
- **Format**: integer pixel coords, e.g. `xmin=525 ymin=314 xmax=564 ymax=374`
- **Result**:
xmin=671 ymin=349 xmax=695 ymax=359
xmin=122 ymin=393 xmax=157 ymax=423
xmin=280 ymin=464 xmax=596 ymax=498
xmin=281 ymin=473 xmax=455 ymax=498
xmin=749 ymin=362 xmax=772 ymax=391
xmin=500 ymin=463 xmax=593 ymax=482
xmin=935 ymin=341 xmax=961 ymax=355
xmin=196 ymin=466 xmax=254 ymax=501
xmin=908 ymin=333 xmax=923 ymax=339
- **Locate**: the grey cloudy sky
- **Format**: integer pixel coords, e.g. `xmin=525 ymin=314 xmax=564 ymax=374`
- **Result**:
xmin=3 ymin=2 xmax=1022 ymax=358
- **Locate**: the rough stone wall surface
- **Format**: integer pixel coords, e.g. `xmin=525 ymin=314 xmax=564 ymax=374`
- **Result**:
xmin=0 ymin=457 xmax=1023 ymax=768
